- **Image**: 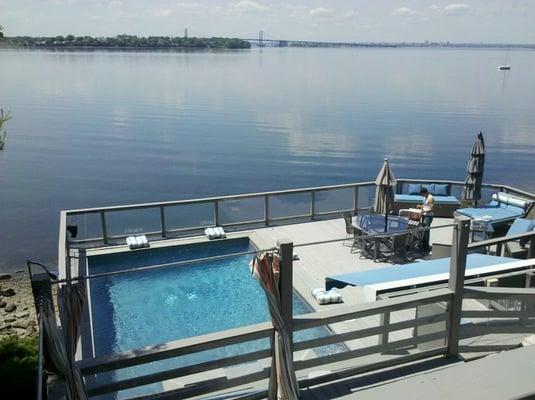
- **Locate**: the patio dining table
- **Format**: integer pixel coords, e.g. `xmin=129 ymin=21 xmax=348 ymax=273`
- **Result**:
xmin=353 ymin=213 xmax=419 ymax=262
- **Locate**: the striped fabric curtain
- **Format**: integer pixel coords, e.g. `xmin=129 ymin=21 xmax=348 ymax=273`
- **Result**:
xmin=42 ymin=282 xmax=88 ymax=400
xmin=252 ymin=253 xmax=300 ymax=400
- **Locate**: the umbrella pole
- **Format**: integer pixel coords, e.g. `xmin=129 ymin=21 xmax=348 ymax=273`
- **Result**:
xmin=384 ymin=199 xmax=388 ymax=233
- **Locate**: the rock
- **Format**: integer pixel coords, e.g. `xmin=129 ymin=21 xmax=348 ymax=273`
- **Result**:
xmin=0 ymin=273 xmax=11 ymax=280
xmin=12 ymin=321 xmax=30 ymax=330
xmin=0 ymin=300 xmax=6 ymax=308
xmin=15 ymin=312 xmax=30 ymax=319
xmin=0 ymin=324 xmax=11 ymax=331
xmin=4 ymin=317 xmax=16 ymax=323
xmin=0 ymin=288 xmax=16 ymax=297
xmin=5 ymin=303 xmax=17 ymax=313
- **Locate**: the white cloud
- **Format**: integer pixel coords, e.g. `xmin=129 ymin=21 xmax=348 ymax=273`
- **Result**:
xmin=443 ymin=3 xmax=470 ymax=16
xmin=152 ymin=8 xmax=175 ymax=17
xmin=341 ymin=10 xmax=358 ymax=19
xmin=430 ymin=3 xmax=470 ymax=16
xmin=108 ymin=0 xmax=123 ymax=9
xmin=309 ymin=7 xmax=334 ymax=18
xmin=391 ymin=7 xmax=418 ymax=17
xmin=175 ymin=2 xmax=203 ymax=11
xmin=231 ymin=1 xmax=268 ymax=14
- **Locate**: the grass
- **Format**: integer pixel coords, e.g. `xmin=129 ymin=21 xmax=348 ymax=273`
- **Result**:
xmin=0 ymin=335 xmax=38 ymax=399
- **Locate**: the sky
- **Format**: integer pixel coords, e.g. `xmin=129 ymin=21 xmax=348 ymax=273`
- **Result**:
xmin=1 ymin=0 xmax=534 ymax=43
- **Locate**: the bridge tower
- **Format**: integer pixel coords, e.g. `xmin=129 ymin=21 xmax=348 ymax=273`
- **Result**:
xmin=259 ymin=29 xmax=264 ymax=48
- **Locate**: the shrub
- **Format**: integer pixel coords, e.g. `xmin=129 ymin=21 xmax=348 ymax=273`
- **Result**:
xmin=0 ymin=336 xmax=39 ymax=399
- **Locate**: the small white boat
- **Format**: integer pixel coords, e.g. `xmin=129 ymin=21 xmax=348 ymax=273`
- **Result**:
xmin=498 ymin=49 xmax=511 ymax=70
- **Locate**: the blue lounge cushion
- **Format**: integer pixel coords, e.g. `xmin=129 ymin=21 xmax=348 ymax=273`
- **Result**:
xmin=507 ymin=218 xmax=535 ymax=236
xmin=407 ymin=183 xmax=422 ymax=195
xmin=422 ymin=184 xmax=436 ymax=195
xmin=456 ymin=204 xmax=525 ymax=224
xmin=395 ymin=194 xmax=460 ymax=205
xmin=434 ymin=184 xmax=449 ymax=196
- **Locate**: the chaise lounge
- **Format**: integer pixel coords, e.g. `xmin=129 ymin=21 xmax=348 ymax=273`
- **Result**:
xmin=455 ymin=193 xmax=534 ymax=228
xmin=392 ymin=182 xmax=460 ymax=217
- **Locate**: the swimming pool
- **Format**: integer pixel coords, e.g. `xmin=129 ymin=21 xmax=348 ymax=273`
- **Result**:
xmin=86 ymin=238 xmax=343 ymax=398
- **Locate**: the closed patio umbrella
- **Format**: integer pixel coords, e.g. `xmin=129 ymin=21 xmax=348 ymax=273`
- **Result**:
xmin=462 ymin=132 xmax=485 ymax=205
xmin=374 ymin=158 xmax=397 ymax=232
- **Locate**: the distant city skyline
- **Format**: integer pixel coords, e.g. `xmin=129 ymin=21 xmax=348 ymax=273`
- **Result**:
xmin=1 ymin=0 xmax=534 ymax=43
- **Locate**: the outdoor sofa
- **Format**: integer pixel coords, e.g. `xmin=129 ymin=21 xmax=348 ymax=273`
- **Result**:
xmin=393 ymin=182 xmax=460 ymax=217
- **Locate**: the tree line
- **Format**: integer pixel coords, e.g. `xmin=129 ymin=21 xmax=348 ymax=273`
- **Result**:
xmin=0 ymin=34 xmax=251 ymax=49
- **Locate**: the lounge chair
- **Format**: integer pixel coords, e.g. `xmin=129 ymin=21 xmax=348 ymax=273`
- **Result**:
xmin=456 ymin=193 xmax=534 ymax=228
xmin=504 ymin=218 xmax=535 ymax=258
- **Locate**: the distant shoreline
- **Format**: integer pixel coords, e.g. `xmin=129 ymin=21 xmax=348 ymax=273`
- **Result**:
xmin=1 ymin=42 xmax=534 ymax=51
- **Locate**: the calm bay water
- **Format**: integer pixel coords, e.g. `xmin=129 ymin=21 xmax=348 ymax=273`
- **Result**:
xmin=1 ymin=47 xmax=535 ymax=270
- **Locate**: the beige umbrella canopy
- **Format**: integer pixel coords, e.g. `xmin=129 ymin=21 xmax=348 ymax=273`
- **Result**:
xmin=374 ymin=158 xmax=397 ymax=232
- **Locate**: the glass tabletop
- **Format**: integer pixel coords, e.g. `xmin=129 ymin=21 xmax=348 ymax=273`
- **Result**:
xmin=354 ymin=212 xmax=409 ymax=235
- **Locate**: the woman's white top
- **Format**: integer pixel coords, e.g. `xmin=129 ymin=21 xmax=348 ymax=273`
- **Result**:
xmin=422 ymin=194 xmax=435 ymax=216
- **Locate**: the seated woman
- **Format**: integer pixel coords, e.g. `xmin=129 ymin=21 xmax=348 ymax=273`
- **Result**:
xmin=417 ymin=187 xmax=435 ymax=253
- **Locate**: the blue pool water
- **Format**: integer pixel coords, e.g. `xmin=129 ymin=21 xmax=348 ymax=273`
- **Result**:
xmin=87 ymin=238 xmax=342 ymax=398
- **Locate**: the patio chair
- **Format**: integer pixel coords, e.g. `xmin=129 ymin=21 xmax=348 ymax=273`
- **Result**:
xmin=343 ymin=212 xmax=357 ymax=248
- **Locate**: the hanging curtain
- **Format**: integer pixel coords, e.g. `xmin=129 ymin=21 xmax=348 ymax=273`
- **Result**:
xmin=41 ymin=282 xmax=88 ymax=400
xmin=252 ymin=253 xmax=300 ymax=400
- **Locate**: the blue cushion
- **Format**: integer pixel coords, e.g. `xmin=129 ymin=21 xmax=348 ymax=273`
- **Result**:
xmin=395 ymin=194 xmax=460 ymax=205
xmin=507 ymin=218 xmax=534 ymax=235
xmin=422 ymin=184 xmax=436 ymax=195
xmin=456 ymin=205 xmax=525 ymax=224
xmin=434 ymin=184 xmax=449 ymax=196
xmin=407 ymin=183 xmax=422 ymax=195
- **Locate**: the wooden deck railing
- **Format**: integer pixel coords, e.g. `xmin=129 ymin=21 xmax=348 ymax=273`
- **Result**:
xmin=58 ymin=178 xmax=535 ymax=280
xmin=459 ymin=286 xmax=535 ymax=352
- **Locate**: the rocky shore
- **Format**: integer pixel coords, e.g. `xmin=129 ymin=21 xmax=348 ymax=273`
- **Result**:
xmin=0 ymin=270 xmax=38 ymax=339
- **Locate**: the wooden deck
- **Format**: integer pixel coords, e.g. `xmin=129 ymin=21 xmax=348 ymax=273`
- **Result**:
xmin=301 ymin=343 xmax=535 ymax=400
xmin=250 ymin=217 xmax=454 ymax=311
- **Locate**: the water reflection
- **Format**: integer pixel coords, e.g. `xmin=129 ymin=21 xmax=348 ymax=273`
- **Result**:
xmin=0 ymin=47 xmax=534 ymax=268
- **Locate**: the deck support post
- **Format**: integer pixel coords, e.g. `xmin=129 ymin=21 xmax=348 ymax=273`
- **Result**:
xmin=447 ymin=215 xmax=470 ymax=358
xmin=379 ymin=310 xmax=390 ymax=346
xmin=160 ymin=206 xmax=167 ymax=238
xmin=264 ymin=195 xmax=270 ymax=225
xmin=528 ymin=237 xmax=535 ymax=259
xmin=100 ymin=212 xmax=108 ymax=244
xmin=353 ymin=186 xmax=359 ymax=214
xmin=277 ymin=239 xmax=294 ymax=347
xmin=310 ymin=191 xmax=316 ymax=221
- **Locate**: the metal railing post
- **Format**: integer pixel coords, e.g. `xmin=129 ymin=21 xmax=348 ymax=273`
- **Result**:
xmin=310 ymin=191 xmax=316 ymax=221
xmin=528 ymin=236 xmax=535 ymax=259
xmin=214 ymin=200 xmax=219 ymax=226
xmin=100 ymin=212 xmax=108 ymax=244
xmin=379 ymin=310 xmax=390 ymax=346
xmin=160 ymin=206 xmax=167 ymax=238
xmin=447 ymin=215 xmax=470 ymax=358
xmin=353 ymin=186 xmax=359 ymax=214
xmin=264 ymin=195 xmax=269 ymax=225
xmin=277 ymin=239 xmax=294 ymax=348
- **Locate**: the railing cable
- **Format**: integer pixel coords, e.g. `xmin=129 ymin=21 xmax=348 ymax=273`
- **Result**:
xmin=55 ymin=222 xmax=455 ymax=284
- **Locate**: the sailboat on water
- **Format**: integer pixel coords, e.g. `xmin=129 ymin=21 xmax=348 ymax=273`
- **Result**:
xmin=498 ymin=48 xmax=511 ymax=70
